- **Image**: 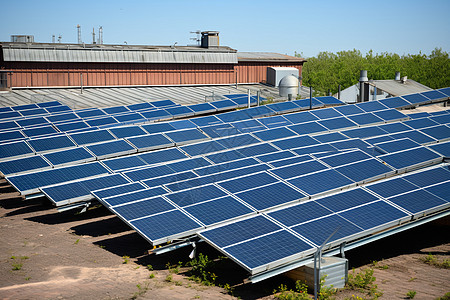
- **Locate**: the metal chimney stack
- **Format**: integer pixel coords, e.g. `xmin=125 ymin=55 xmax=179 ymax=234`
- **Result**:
xmin=359 ymin=70 xmax=369 ymax=102
xmin=98 ymin=26 xmax=103 ymax=44
xmin=77 ymin=24 xmax=82 ymax=44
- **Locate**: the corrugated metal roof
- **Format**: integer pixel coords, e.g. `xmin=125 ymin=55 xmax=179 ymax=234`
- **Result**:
xmin=369 ymin=79 xmax=432 ymax=97
xmin=238 ymin=52 xmax=305 ymax=62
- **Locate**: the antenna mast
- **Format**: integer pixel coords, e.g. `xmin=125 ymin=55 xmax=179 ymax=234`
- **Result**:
xmin=190 ymin=30 xmax=201 ymax=46
xmin=77 ymin=24 xmax=82 ymax=44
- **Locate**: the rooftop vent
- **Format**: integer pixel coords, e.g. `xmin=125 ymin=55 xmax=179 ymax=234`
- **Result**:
xmin=201 ymin=31 xmax=219 ymax=48
xmin=401 ymin=76 xmax=408 ymax=84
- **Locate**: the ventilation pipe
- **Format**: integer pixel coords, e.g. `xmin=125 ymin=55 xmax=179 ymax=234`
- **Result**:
xmin=359 ymin=70 xmax=369 ymax=102
xmin=395 ymin=72 xmax=401 ymax=81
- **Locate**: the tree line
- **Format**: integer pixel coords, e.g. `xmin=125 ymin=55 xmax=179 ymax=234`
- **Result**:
xmin=297 ymin=48 xmax=450 ymax=95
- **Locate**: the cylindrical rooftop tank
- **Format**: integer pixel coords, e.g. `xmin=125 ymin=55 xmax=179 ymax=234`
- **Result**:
xmin=279 ymin=75 xmax=299 ymax=98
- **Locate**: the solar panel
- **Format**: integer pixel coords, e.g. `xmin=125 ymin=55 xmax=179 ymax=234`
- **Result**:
xmin=318 ymin=149 xmax=372 ymax=167
xmin=283 ymin=111 xmax=318 ymax=124
xmin=287 ymin=121 xmax=328 ymax=135
xmin=333 ymin=105 xmax=365 ymax=116
xmin=13 ymin=104 xmax=39 ymax=111
xmin=76 ymin=108 xmax=107 ymax=119
xmin=180 ymin=140 xmax=226 ymax=156
xmin=167 ymin=157 xmax=211 ymax=172
xmin=315 ymin=96 xmax=343 ymax=105
xmin=36 ymin=101 xmax=62 ymax=108
xmin=101 ymin=187 xmax=168 ymax=207
xmin=270 ymin=159 xmax=326 ymax=179
xmin=47 ymin=113 xmax=79 ymax=123
xmin=42 ymin=174 xmax=130 ymax=206
xmin=190 ymin=115 xmax=223 ymax=127
xmin=70 ymin=129 xmax=116 ymax=146
xmin=288 ymin=169 xmax=354 ymax=196
xmin=0 ymin=155 xmax=51 ymax=176
xmin=165 ymin=128 xmax=209 ymax=145
xmin=21 ymin=125 xmax=59 ymax=138
xmin=338 ymin=200 xmax=409 ymax=230
xmin=126 ymin=133 xmax=174 ymax=151
xmin=28 ymin=135 xmax=76 ymax=152
xmin=342 ymin=126 xmax=387 ymax=139
xmin=108 ymin=126 xmax=147 ymax=139
xmin=403 ymin=118 xmax=439 ymax=129
xmin=252 ymin=127 xmax=296 ymax=141
xmin=379 ymin=146 xmax=443 ymax=171
xmin=216 ymin=110 xmax=251 ymax=123
xmin=205 ymin=149 xmax=246 ymax=164
xmin=195 ymin=158 xmax=258 ymax=176
xmin=0 ymin=121 xmax=19 ymax=132
xmin=114 ymin=112 xmax=145 ymax=123
xmin=329 ymin=138 xmax=371 ymax=150
xmin=142 ymin=171 xmax=198 ymax=188
xmin=86 ymin=139 xmax=136 ymax=159
xmin=424 ymin=181 xmax=450 ymax=202
xmin=317 ymin=188 xmax=379 ymax=212
xmin=184 ymin=195 xmax=255 ymax=226
xmin=269 ymin=154 xmax=313 ymax=168
xmin=16 ymin=117 xmax=49 ymax=128
xmin=151 ymin=99 xmax=177 ymax=108
xmin=112 ymin=196 xmax=176 ymax=220
xmin=86 ymin=116 xmax=118 ymax=127
xmin=378 ymin=97 xmax=411 ymax=109
xmin=408 ymin=112 xmax=431 ymax=119
xmin=224 ymin=94 xmax=257 ymax=107
xmin=0 ymin=111 xmax=21 ymax=120
xmin=429 ymin=110 xmax=450 ymax=116
xmin=313 ymin=132 xmax=348 ymax=143
xmin=244 ymin=106 xmax=276 ymax=118
xmin=387 ymin=189 xmax=448 ymax=215
xmin=0 ymin=107 xmax=12 ymax=113
xmin=428 ymin=141 xmax=450 ymax=157
xmin=272 ymin=135 xmax=319 ymax=150
xmin=102 ymin=106 xmax=130 ymax=115
xmin=390 ymin=130 xmax=437 ymax=144
xmin=43 ymin=147 xmax=95 ymax=166
xmin=318 ymin=117 xmax=358 ymax=131
xmin=0 ymin=140 xmax=34 ymax=160
xmin=255 ymin=150 xmax=296 ymax=163
xmin=257 ymin=115 xmax=292 ymax=129
xmin=200 ymin=123 xmax=241 ymax=138
xmin=354 ymin=101 xmax=389 ymax=112
xmin=229 ymin=119 xmax=265 ymax=133
xmin=335 ymin=158 xmax=394 ymax=183
xmin=210 ymin=99 xmax=238 ymax=111
xmin=54 ymin=120 xmax=89 ymax=132
xmin=7 ymin=162 xmax=110 ymax=195
xmin=127 ymin=102 xmax=154 ymax=111
xmin=429 ymin=114 xmax=450 ymax=125
xmin=235 ymin=182 xmax=307 ymax=211
xmin=402 ymin=93 xmax=431 ymax=105
xmin=292 ymin=98 xmax=323 ymax=109
xmin=372 ymin=109 xmax=408 ymax=122
xmin=310 ymin=108 xmax=342 ymax=119
xmin=168 ymin=119 xmax=197 ymax=130
xmin=130 ymin=209 xmax=202 ymax=245
xmin=46 ymin=105 xmax=71 ymax=114
xmin=437 ymin=87 xmax=450 ymax=97
xmin=138 ymin=147 xmax=187 ymax=165
xmin=267 ymin=101 xmax=300 ymax=114
xmin=403 ymin=166 xmax=450 ymax=188
xmin=347 ymin=113 xmax=384 ymax=126
xmin=0 ymin=130 xmax=26 ymax=143
xmin=20 ymin=108 xmax=48 ymax=117
xmin=141 ymin=123 xmax=175 ymax=134
xmin=165 ymin=106 xmax=195 ymax=118
xmin=216 ymin=133 xmax=260 ymax=149
xmin=165 ymin=184 xmax=227 ymax=207
xmin=101 ymin=155 xmax=146 ymax=172
xmin=123 ymin=165 xmax=174 ymax=181
xmin=378 ymin=122 xmax=412 ymax=133
xmin=375 ymin=138 xmax=421 ymax=153
xmin=291 ymin=143 xmax=338 ymax=156
xmin=140 ymin=109 xmax=172 ymax=121
xmin=188 ymin=103 xmax=217 ymax=115
xmin=420 ymin=125 xmax=450 ymax=141
xmin=365 ymin=177 xmax=419 ymax=199
xmin=218 ymin=172 xmax=279 ymax=193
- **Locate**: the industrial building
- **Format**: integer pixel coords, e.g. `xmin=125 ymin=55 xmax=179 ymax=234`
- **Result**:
xmin=0 ymin=31 xmax=305 ymax=88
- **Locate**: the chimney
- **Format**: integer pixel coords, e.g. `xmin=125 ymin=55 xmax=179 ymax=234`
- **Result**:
xmin=359 ymin=70 xmax=369 ymax=102
xmin=401 ymin=76 xmax=408 ymax=84
xmin=395 ymin=71 xmax=401 ymax=81
xmin=201 ymin=31 xmax=219 ymax=48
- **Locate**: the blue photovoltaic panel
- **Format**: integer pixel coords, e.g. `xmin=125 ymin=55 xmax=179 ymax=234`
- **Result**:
xmin=267 ymin=101 xmax=300 ymax=114
xmin=0 ymin=155 xmax=50 ymax=175
xmin=216 ymin=110 xmax=251 ymax=123
xmin=291 ymin=143 xmax=337 ymax=156
xmin=114 ymin=112 xmax=145 ymax=123
xmin=390 ymin=130 xmax=436 ymax=144
xmin=190 ymin=115 xmax=223 ymax=127
xmin=127 ymin=102 xmax=154 ymax=111
xmin=378 ymin=97 xmax=411 ymax=109
xmin=268 ymin=201 xmax=332 ymax=227
xmin=310 ymin=108 xmax=342 ymax=120
xmin=378 ymin=122 xmax=412 ymax=133
xmin=124 ymin=165 xmax=174 ymax=181
xmin=288 ymin=121 xmax=328 ymax=135
xmin=283 ymin=111 xmax=319 ymax=124
xmin=408 ymin=112 xmax=431 ymax=119
xmin=138 ymin=147 xmax=187 ymax=165
xmin=20 ymin=108 xmax=48 ymax=117
xmin=180 ymin=140 xmax=226 ymax=156
xmin=76 ymin=108 xmax=107 ymax=119
xmin=403 ymin=118 xmax=439 ymax=129
xmin=342 ymin=126 xmax=387 ymax=139
xmin=231 ymin=119 xmax=266 ymax=133
xmin=13 ymin=104 xmax=39 ymax=111
xmin=347 ymin=113 xmax=384 ymax=126
xmin=236 ymin=182 xmax=306 ymax=210
xmin=0 ymin=111 xmax=21 ymax=120
xmin=318 ymin=117 xmax=357 ymax=131
xmin=167 ymin=157 xmax=211 ymax=172
xmin=200 ymin=215 xmax=282 ymax=248
xmin=245 ymin=106 xmax=275 ymax=118
xmin=270 ymin=160 xmax=326 ymax=179
xmin=216 ymin=134 xmax=260 ymax=149
xmin=103 ymin=187 xmax=167 ymax=207
xmin=151 ymin=99 xmax=177 ymax=108
xmin=169 ymin=119 xmax=197 ymax=130
xmin=109 ymin=126 xmax=147 ymax=139
xmin=236 ymin=143 xmax=279 ymax=157
xmin=86 ymin=139 xmax=135 ymax=158
xmin=424 ymin=181 xmax=450 ymax=202
xmin=188 ymin=103 xmax=216 ymax=114
xmin=429 ymin=114 xmax=450 ymax=125
xmin=316 ymin=188 xmax=378 ymax=212
xmin=140 ymin=109 xmax=172 ymax=121
xmin=0 ymin=141 xmax=34 ymax=159
xmin=16 ymin=117 xmax=48 ymax=128
xmin=165 ymin=128 xmax=208 ymax=144
xmin=131 ymin=209 xmax=202 ymax=244
xmin=292 ymin=98 xmax=322 ymax=109
xmin=375 ymin=138 xmax=421 ymax=153
xmin=165 ymin=184 xmax=227 ymax=207
xmin=200 ymin=123 xmax=241 ymax=138
xmin=420 ymin=90 xmax=448 ymax=102
xmin=372 ymin=109 xmax=408 ymax=122
xmin=272 ymin=135 xmax=319 ymax=150
xmin=69 ymin=129 xmax=115 ymax=145
xmin=47 ymin=113 xmax=79 ymax=123
xmin=365 ymin=177 xmax=419 ymax=199
xmin=402 ymin=93 xmax=431 ymax=105
xmin=315 ymin=96 xmax=343 ymax=105
xmin=206 ymin=149 xmax=246 ymax=164
xmin=210 ymin=99 xmax=238 ymax=110
xmin=141 ymin=123 xmax=176 ymax=134
xmin=46 ymin=105 xmax=71 ymax=113
xmin=92 ymin=182 xmax=148 ymax=202
xmin=313 ymin=132 xmax=348 ymax=143
xmin=194 ymin=158 xmax=258 ymax=176
xmin=252 ymin=127 xmax=296 ymax=141
xmin=420 ymin=125 xmax=450 ymax=141
xmin=0 ymin=107 xmax=12 ymax=113
xmin=184 ymin=196 xmax=254 ymax=226
xmin=429 ymin=110 xmax=450 ymax=116
xmin=165 ymin=106 xmax=194 ymax=117
xmin=338 ymin=200 xmax=409 ymax=230
xmin=0 ymin=121 xmax=20 ymax=131
xmin=256 ymin=150 xmax=296 ymax=163
xmin=102 ymin=106 xmax=130 ymax=115
xmin=43 ymin=145 xmax=94 ymax=165
xmin=335 ymin=159 xmax=393 ymax=182
xmin=127 ymin=133 xmax=173 ymax=151
xmin=28 ymin=135 xmax=76 ymax=152
xmin=403 ymin=166 xmax=450 ymax=188
xmin=387 ymin=189 xmax=447 ymax=214
xmin=7 ymin=162 xmax=110 ymax=194
xmin=113 ymin=196 xmax=175 ymax=220
xmin=291 ymin=214 xmax=362 ymax=246
xmin=330 ymin=138 xmax=371 ymax=150
xmin=428 ymin=141 xmax=450 ymax=157
xmin=334 ymin=105 xmax=365 ymax=116
xmin=437 ymin=87 xmax=450 ymax=97
xmin=288 ymin=169 xmax=354 ymax=196
xmin=102 ymin=155 xmax=146 ymax=171
xmin=354 ymin=101 xmax=389 ymax=112
xmin=258 ymin=116 xmax=292 ymax=128
xmin=142 ymin=171 xmax=198 ymax=188
xmin=86 ymin=117 xmax=118 ymax=127
xmin=224 ymin=94 xmax=258 ymax=106
xmin=37 ymin=101 xmax=62 ymax=108
xmin=54 ymin=120 xmax=89 ymax=132
xmin=269 ymin=154 xmax=312 ymax=168
xmin=42 ymin=174 xmax=130 ymax=205
xmin=364 ymin=135 xmax=394 ymax=145
xmin=22 ymin=126 xmax=58 ymax=138
xmin=219 ymin=172 xmax=278 ymax=194
xmin=318 ymin=149 xmax=371 ymax=167
xmin=379 ymin=147 xmax=442 ymax=170
xmin=223 ymin=230 xmax=313 ymax=271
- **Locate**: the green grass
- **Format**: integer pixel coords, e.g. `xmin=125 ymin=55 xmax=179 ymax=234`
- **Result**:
xmin=406 ymin=290 xmax=417 ymax=299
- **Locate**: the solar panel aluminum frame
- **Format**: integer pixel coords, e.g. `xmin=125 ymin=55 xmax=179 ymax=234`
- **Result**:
xmin=40 ymin=173 xmax=130 ymax=207
xmin=86 ymin=139 xmax=137 ymax=160
xmin=126 ymin=134 xmax=175 ymax=152
xmin=379 ymin=146 xmax=444 ymax=174
xmin=0 ymin=140 xmax=35 ymax=162
xmin=334 ymin=158 xmax=396 ymax=185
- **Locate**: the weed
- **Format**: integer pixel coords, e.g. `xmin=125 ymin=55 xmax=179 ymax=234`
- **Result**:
xmin=223 ymin=283 xmax=235 ymax=296
xmin=346 ymin=268 xmax=382 ymax=298
xmin=406 ymin=290 xmax=416 ymax=299
xmin=12 ymin=263 xmax=23 ymax=271
xmin=371 ymin=260 xmax=388 ymax=270
xmin=122 ymin=255 xmax=130 ymax=264
xmin=422 ymin=253 xmax=450 ymax=269
xmin=193 ymin=296 xmax=200 ymax=299
xmin=149 ymin=273 xmax=155 ymax=279
xmin=165 ymin=274 xmax=173 ymax=282
xmin=131 ymin=282 xmax=150 ymax=299
xmin=175 ymin=280 xmax=183 ymax=286
xmin=98 ymin=245 xmax=105 ymax=249
xmin=166 ymin=261 xmax=183 ymax=274
xmin=21 ymin=256 xmax=29 ymax=260
xmin=10 ymin=255 xmax=28 ymax=271
xmin=25 ymin=277 xmax=31 ymax=281
xmin=147 ymin=264 xmax=153 ymax=271
xmin=74 ymin=239 xmax=80 ymax=245
xmin=186 ymin=253 xmax=218 ymax=286
xmin=273 ymin=280 xmax=311 ymax=300
xmin=435 ymin=292 xmax=450 ymax=300
xmin=408 ymin=277 xmax=416 ymax=282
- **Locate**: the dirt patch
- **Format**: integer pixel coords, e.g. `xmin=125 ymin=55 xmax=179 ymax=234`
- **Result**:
xmin=1 ymin=179 xmax=449 ymax=299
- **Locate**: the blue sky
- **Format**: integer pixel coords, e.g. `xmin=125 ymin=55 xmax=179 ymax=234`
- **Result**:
xmin=2 ymin=0 xmax=449 ymax=58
